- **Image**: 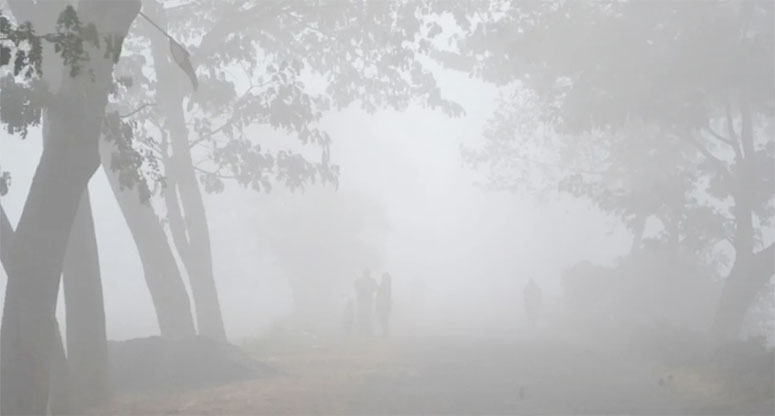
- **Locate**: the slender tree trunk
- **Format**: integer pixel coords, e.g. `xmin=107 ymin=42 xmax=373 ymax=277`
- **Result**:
xmin=99 ymin=142 xmax=196 ymax=338
xmin=166 ymin=162 xmax=226 ymax=340
xmin=0 ymin=2 xmax=140 ymax=413
xmin=146 ymin=2 xmax=226 ymax=340
xmin=629 ymin=215 xmax=646 ymax=254
xmin=61 ymin=190 xmax=109 ymax=410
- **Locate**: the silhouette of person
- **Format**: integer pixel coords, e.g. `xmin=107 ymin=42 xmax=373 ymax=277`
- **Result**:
xmin=342 ymin=298 xmax=354 ymax=336
xmin=354 ymin=268 xmax=378 ymax=336
xmin=524 ymin=278 xmax=543 ymax=328
xmin=376 ymin=273 xmax=392 ymax=337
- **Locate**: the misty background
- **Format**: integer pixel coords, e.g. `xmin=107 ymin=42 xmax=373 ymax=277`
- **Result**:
xmin=1 ymin=66 xmax=637 ymax=341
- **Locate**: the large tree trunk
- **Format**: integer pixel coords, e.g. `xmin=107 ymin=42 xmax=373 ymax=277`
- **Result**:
xmin=712 ymin=244 xmax=774 ymax=339
xmin=711 ymin=98 xmax=775 ymax=339
xmin=3 ymin=207 xmax=72 ymax=415
xmin=146 ymin=2 xmax=226 ymax=340
xmin=0 ymin=2 xmax=140 ymax=413
xmin=1 ymin=119 xmax=100 ymax=415
xmin=61 ymin=190 xmax=109 ymax=410
xmin=1 ymin=206 xmax=70 ymax=415
xmin=99 ymin=143 xmax=197 ymax=338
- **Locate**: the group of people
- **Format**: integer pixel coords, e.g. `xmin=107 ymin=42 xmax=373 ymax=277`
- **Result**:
xmin=343 ymin=269 xmax=392 ymax=337
xmin=341 ymin=273 xmax=540 ymax=336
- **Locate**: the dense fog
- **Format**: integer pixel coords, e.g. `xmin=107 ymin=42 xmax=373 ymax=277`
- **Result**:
xmin=0 ymin=1 xmax=772 ymax=414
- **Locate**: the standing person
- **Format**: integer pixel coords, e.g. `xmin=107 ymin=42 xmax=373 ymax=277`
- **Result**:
xmin=354 ymin=269 xmax=378 ymax=336
xmin=524 ymin=279 xmax=543 ymax=328
xmin=376 ymin=273 xmax=393 ymax=337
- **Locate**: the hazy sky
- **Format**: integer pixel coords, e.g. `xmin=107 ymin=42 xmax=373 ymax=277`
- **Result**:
xmin=0 ymin=62 xmax=631 ymax=342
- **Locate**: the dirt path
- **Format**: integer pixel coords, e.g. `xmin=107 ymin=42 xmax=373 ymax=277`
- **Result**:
xmin=93 ymin=334 xmax=772 ymax=415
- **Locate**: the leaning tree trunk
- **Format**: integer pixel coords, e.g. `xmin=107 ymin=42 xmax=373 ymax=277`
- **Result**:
xmin=165 ymin=159 xmax=226 ymax=341
xmin=0 ymin=2 xmax=140 ymax=413
xmin=99 ymin=141 xmax=197 ymax=338
xmin=146 ymin=2 xmax=226 ymax=340
xmin=711 ymin=97 xmax=775 ymax=340
xmin=61 ymin=190 xmax=109 ymax=410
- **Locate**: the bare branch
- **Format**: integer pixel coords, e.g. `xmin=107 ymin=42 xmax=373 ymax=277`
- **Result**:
xmin=194 ymin=166 xmax=234 ymax=180
xmin=704 ymin=124 xmax=742 ymax=159
xmin=725 ymin=98 xmax=741 ymax=148
xmin=683 ymin=133 xmax=732 ymax=179
xmin=120 ymin=102 xmax=155 ymax=119
xmin=188 ymin=79 xmax=270 ymax=149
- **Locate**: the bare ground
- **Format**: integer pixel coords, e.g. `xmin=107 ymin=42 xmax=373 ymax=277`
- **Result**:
xmin=91 ymin=330 xmax=774 ymax=415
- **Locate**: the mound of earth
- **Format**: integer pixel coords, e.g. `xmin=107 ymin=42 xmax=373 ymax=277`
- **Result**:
xmin=108 ymin=336 xmax=276 ymax=393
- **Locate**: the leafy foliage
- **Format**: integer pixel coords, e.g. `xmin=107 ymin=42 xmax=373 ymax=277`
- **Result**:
xmin=0 ymin=4 xmax=145 ymax=197
xmin=0 ymin=75 xmax=46 ymax=137
xmin=0 ymin=167 xmax=10 ymax=196
xmin=102 ymin=111 xmax=164 ymax=203
xmin=0 ymin=5 xmax=99 ymax=79
xmin=453 ymin=0 xmax=774 ymax=264
xmin=0 ymin=5 xmax=106 ymax=139
xmin=111 ymin=0 xmax=464 ymax=203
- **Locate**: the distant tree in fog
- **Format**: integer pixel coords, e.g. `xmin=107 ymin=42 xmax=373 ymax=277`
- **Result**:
xmin=441 ymin=0 xmax=774 ymax=339
xmin=255 ymin=188 xmax=388 ymax=329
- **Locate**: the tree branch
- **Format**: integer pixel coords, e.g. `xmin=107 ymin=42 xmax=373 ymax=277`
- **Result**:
xmin=684 ymin=132 xmax=732 ymax=179
xmin=704 ymin=124 xmax=742 ymax=159
xmin=7 ymin=0 xmax=66 ymax=33
xmin=192 ymin=2 xmax=289 ymax=66
xmin=725 ymin=98 xmax=742 ymax=151
xmin=119 ymin=102 xmax=155 ymax=119
xmin=188 ymin=79 xmax=270 ymax=149
xmin=194 ymin=166 xmax=235 ymax=180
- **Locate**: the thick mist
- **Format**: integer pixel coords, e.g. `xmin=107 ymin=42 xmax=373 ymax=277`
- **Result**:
xmin=0 ymin=1 xmax=772 ymax=414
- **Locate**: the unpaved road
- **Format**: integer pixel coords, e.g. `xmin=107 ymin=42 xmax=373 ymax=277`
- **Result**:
xmin=94 ymin=333 xmax=773 ymax=415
